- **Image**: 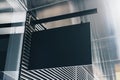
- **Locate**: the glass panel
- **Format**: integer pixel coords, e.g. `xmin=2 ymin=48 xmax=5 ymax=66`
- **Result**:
xmin=0 ymin=0 xmax=26 ymax=80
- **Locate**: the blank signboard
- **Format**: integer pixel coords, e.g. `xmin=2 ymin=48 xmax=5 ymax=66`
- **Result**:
xmin=28 ymin=23 xmax=91 ymax=70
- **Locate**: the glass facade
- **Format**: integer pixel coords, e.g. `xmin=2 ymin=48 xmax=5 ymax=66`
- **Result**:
xmin=0 ymin=0 xmax=26 ymax=79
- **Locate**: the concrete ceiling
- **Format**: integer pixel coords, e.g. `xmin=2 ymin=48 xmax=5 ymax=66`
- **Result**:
xmin=26 ymin=0 xmax=69 ymax=10
xmin=30 ymin=0 xmax=58 ymax=8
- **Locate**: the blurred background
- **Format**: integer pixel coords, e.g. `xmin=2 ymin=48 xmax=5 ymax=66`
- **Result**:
xmin=0 ymin=0 xmax=120 ymax=80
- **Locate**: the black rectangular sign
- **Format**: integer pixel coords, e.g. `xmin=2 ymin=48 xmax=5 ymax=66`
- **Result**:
xmin=29 ymin=23 xmax=91 ymax=70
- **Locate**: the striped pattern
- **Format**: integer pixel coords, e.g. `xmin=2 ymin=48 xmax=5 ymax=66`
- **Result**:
xmin=26 ymin=66 xmax=76 ymax=80
xmin=19 ymin=13 xmax=45 ymax=80
xmin=21 ymin=66 xmax=96 ymax=80
xmin=19 ymin=13 xmax=33 ymax=80
xmin=35 ymin=24 xmax=45 ymax=31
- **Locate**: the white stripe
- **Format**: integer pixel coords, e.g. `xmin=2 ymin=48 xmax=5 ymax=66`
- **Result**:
xmin=0 ymin=27 xmax=24 ymax=34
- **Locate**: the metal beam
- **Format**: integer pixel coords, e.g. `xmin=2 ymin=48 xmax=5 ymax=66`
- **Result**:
xmin=0 ymin=22 xmax=24 ymax=28
xmin=33 ymin=8 xmax=97 ymax=24
xmin=0 ymin=8 xmax=13 ymax=13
